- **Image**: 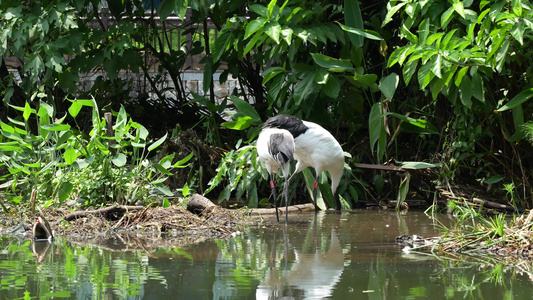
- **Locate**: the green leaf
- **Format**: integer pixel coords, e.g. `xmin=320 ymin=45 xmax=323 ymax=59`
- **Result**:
xmin=379 ymin=73 xmax=399 ymax=100
xmin=322 ymin=75 xmax=340 ymax=98
xmin=399 ymin=161 xmax=441 ymax=169
xmin=262 ymin=67 xmax=284 ymax=84
xmin=452 ymin=0 xmax=466 ymax=18
xmin=382 ymin=1 xmax=407 ymax=26
xmin=344 ymin=0 xmax=364 ymax=47
xmin=311 ymin=53 xmax=354 ymax=72
xmin=68 ymin=100 xmax=83 ymax=118
xmin=212 ymin=28 xmax=232 ymax=62
xmin=222 ymin=116 xmax=253 ymax=130
xmin=396 ymin=172 xmax=410 ymax=210
xmin=302 ymin=168 xmax=327 ymax=210
xmin=454 ymin=66 xmax=469 ymax=87
xmin=245 ymin=17 xmax=267 ymax=39
xmin=111 ymin=153 xmax=127 ymax=167
xmin=174 ymin=152 xmax=194 ymax=168
xmin=250 ymin=4 xmax=268 ymax=17
xmin=174 ymin=0 xmax=188 ymax=19
xmin=337 ymin=22 xmax=383 ymax=41
xmin=264 ymin=22 xmax=281 ymax=44
xmin=157 ymin=0 xmax=175 ymax=21
xmin=23 ymin=102 xmax=32 ymax=121
xmin=154 ymin=162 xmax=174 ymax=175
xmin=63 ymin=146 xmax=77 ymax=165
xmin=497 ymin=88 xmax=533 ymax=111
xmin=148 ymin=132 xmax=168 ymax=151
xmin=293 ymin=69 xmax=318 ymax=105
xmin=369 ymin=102 xmax=383 ymax=154
xmin=230 ymin=96 xmax=262 ymax=124
xmin=385 ymin=112 xmax=439 ymax=134
xmin=41 ymin=124 xmax=71 ymax=131
xmin=57 ymin=182 xmax=73 ymax=203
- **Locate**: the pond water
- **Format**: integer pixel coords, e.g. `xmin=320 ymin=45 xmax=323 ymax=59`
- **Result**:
xmin=1 ymin=210 xmax=533 ymax=299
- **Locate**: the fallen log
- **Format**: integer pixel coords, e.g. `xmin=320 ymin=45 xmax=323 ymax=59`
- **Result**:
xmin=247 ymin=203 xmax=315 ymax=216
xmin=64 ymin=205 xmax=144 ymax=221
xmin=186 ymin=194 xmax=316 ymax=217
xmin=186 ymin=194 xmax=217 ymax=216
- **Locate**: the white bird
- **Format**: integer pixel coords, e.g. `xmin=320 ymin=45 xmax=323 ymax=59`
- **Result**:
xmin=257 ymin=127 xmax=295 ymax=222
xmin=261 ymin=115 xmax=344 ymax=215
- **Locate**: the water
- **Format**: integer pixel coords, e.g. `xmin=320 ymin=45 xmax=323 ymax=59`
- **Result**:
xmin=1 ymin=210 xmax=533 ymax=299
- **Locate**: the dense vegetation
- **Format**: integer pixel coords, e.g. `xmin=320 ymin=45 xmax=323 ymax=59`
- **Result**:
xmin=1 ymin=0 xmax=532 ymax=212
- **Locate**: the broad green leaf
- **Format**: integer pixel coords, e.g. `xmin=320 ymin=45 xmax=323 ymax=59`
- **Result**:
xmin=41 ymin=124 xmax=71 ymax=131
xmin=212 ymin=28 xmax=232 ymax=62
xmin=351 ymin=73 xmax=378 ymax=88
xmin=222 ymin=116 xmax=253 ymax=130
xmin=174 ymin=152 xmax=194 ymax=168
xmin=302 ymin=168 xmax=327 ymax=210
xmin=154 ymin=162 xmax=174 ymax=175
xmin=293 ymin=69 xmax=318 ymax=105
xmin=322 ymin=75 xmax=340 ymax=98
xmin=23 ymin=102 xmax=32 ymax=121
xmin=111 ymin=153 xmax=127 ymax=167
xmin=63 ymin=146 xmax=77 ymax=165
xmin=311 ymin=53 xmax=354 ymax=72
xmin=369 ymin=102 xmax=383 ymax=154
xmin=396 ymin=172 xmax=410 ymax=211
xmin=264 ymin=22 xmax=281 ymax=44
xmin=148 ymin=132 xmax=168 ymax=151
xmin=175 ymin=0 xmax=188 ymax=19
xmin=337 ymin=22 xmax=383 ymax=41
xmin=459 ymin=76 xmax=473 ymax=109
xmin=453 ymin=0 xmax=466 ymax=18
xmin=245 ymin=17 xmax=267 ymax=39
xmin=399 ymin=161 xmax=441 ymax=169
xmin=496 ymin=88 xmax=533 ymax=111
xmin=68 ymin=100 xmax=83 ymax=117
xmin=385 ymin=112 xmax=439 ymax=134
xmin=262 ymin=67 xmax=284 ymax=84
xmin=250 ymin=4 xmax=268 ymax=17
xmin=485 ymin=175 xmax=503 ymax=184
xmin=430 ymin=54 xmax=442 ymax=78
xmin=379 ymin=73 xmax=399 ymax=100
xmin=344 ymin=0 xmax=364 ymax=47
xmin=157 ymin=0 xmax=175 ymax=21
xmin=230 ymin=96 xmax=262 ymax=124
xmin=454 ymin=66 xmax=469 ymax=87
xmin=151 ymin=184 xmax=174 ymax=196
xmin=382 ymin=1 xmax=407 ymax=26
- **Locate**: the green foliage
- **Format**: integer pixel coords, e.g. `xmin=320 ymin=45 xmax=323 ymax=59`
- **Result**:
xmin=0 ymin=100 xmax=192 ymax=208
xmin=206 ymin=141 xmax=260 ymax=206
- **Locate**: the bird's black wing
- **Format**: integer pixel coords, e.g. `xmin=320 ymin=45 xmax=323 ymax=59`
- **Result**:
xmin=268 ymin=133 xmax=294 ymax=166
xmin=262 ymin=115 xmax=308 ymax=138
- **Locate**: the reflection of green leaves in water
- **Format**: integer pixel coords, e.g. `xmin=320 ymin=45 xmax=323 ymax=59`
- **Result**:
xmin=0 ymin=236 xmax=189 ymax=299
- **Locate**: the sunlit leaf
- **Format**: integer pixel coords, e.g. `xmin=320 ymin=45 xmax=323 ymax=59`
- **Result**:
xmin=148 ymin=133 xmax=168 ymax=152
xmin=311 ymin=53 xmax=354 ymax=72
xmin=111 ymin=153 xmax=127 ymax=167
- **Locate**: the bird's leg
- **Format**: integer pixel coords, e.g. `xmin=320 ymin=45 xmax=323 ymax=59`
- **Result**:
xmin=283 ymin=180 xmax=289 ymax=223
xmin=335 ymin=192 xmax=341 ymax=211
xmin=270 ymin=174 xmax=280 ymax=222
xmin=312 ymin=175 xmax=320 ymax=213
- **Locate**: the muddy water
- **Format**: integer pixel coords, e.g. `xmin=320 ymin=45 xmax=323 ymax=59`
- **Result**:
xmin=1 ymin=210 xmax=533 ymax=299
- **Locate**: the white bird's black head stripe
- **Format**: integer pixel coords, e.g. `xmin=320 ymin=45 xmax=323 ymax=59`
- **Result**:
xmin=262 ymin=115 xmax=308 ymax=138
xmin=268 ymin=133 xmax=294 ymax=166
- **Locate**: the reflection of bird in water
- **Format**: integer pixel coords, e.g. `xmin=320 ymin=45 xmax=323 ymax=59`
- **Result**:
xmin=260 ymin=115 xmax=344 ymax=216
xmin=257 ymin=214 xmax=345 ymax=299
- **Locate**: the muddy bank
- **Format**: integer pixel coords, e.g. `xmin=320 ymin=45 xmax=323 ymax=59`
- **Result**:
xmin=0 ymin=194 xmax=316 ymax=247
